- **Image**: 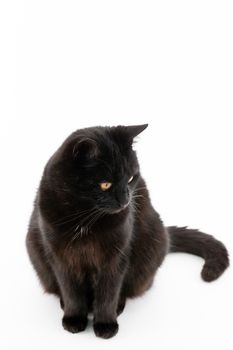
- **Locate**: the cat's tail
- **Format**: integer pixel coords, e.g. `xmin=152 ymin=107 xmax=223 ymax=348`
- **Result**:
xmin=168 ymin=226 xmax=229 ymax=282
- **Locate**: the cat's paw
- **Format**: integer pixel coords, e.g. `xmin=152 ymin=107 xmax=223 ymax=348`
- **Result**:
xmin=62 ymin=315 xmax=88 ymax=333
xmin=94 ymin=321 xmax=119 ymax=339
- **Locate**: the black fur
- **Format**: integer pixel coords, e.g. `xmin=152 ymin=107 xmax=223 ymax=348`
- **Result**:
xmin=26 ymin=124 xmax=229 ymax=339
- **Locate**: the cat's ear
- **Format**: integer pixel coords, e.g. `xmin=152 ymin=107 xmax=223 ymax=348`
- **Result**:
xmin=73 ymin=138 xmax=99 ymax=159
xmin=126 ymin=124 xmax=148 ymax=139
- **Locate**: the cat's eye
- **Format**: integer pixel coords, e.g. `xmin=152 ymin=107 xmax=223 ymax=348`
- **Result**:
xmin=100 ymin=182 xmax=112 ymax=191
xmin=128 ymin=176 xmax=134 ymax=183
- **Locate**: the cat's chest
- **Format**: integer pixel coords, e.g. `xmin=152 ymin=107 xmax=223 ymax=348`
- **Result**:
xmin=60 ymin=234 xmax=120 ymax=272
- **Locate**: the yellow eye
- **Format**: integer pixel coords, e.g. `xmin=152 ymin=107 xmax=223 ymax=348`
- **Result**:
xmin=100 ymin=182 xmax=112 ymax=191
xmin=128 ymin=176 xmax=134 ymax=183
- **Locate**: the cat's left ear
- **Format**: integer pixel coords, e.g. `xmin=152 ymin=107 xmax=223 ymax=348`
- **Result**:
xmin=126 ymin=124 xmax=148 ymax=139
xmin=73 ymin=138 xmax=99 ymax=159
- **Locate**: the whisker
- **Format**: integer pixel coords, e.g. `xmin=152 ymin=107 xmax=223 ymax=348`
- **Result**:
xmin=88 ymin=210 xmax=106 ymax=231
xmin=75 ymin=208 xmax=101 ymax=229
xmin=114 ymin=245 xmax=128 ymax=258
xmin=134 ymin=186 xmax=147 ymax=191
xmin=51 ymin=207 xmax=97 ymax=226
xmin=67 ymin=208 xmax=105 ymax=248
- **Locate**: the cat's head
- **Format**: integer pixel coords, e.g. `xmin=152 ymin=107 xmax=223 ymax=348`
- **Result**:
xmin=48 ymin=124 xmax=148 ymax=214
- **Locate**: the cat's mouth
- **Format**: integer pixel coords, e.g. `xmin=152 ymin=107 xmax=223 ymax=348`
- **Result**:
xmin=108 ymin=202 xmax=130 ymax=214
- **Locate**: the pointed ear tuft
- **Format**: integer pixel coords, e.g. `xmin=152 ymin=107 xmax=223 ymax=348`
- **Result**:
xmin=73 ymin=138 xmax=99 ymax=159
xmin=126 ymin=124 xmax=148 ymax=139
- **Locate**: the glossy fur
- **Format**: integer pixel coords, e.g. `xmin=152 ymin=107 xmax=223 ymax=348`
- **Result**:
xmin=26 ymin=125 xmax=229 ymax=339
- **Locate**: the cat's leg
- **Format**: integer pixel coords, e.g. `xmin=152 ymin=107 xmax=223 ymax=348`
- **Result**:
xmin=93 ymin=266 xmax=125 ymax=339
xmin=54 ymin=268 xmax=89 ymax=333
xmin=26 ymin=228 xmax=60 ymax=296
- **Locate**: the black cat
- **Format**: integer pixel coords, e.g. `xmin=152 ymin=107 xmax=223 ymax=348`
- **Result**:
xmin=26 ymin=124 xmax=229 ymax=339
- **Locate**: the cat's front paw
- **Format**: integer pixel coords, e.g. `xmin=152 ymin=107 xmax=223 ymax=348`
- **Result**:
xmin=62 ymin=315 xmax=88 ymax=333
xmin=94 ymin=321 xmax=119 ymax=339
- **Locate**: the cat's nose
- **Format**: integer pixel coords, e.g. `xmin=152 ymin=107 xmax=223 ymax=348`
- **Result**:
xmin=112 ymin=200 xmax=129 ymax=214
xmin=115 ymin=188 xmax=129 ymax=208
xmin=117 ymin=198 xmax=130 ymax=209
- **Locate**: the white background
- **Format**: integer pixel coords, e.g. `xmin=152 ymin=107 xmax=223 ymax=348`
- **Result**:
xmin=1 ymin=1 xmax=233 ymax=349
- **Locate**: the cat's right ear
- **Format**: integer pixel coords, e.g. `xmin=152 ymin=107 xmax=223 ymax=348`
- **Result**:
xmin=72 ymin=138 xmax=99 ymax=159
xmin=126 ymin=124 xmax=148 ymax=139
